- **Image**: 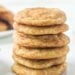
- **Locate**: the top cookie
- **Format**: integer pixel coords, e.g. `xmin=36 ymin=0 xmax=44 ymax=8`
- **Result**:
xmin=14 ymin=8 xmax=66 ymax=26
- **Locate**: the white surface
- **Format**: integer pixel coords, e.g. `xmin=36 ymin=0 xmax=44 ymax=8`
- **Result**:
xmin=0 ymin=0 xmax=75 ymax=75
xmin=0 ymin=30 xmax=13 ymax=37
xmin=0 ymin=44 xmax=13 ymax=75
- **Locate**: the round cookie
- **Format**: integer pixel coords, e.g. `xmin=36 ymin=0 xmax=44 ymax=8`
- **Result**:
xmin=13 ymin=23 xmax=69 ymax=35
xmin=12 ymin=63 xmax=66 ymax=75
xmin=0 ymin=19 xmax=13 ymax=31
xmin=0 ymin=6 xmax=14 ymax=23
xmin=13 ymin=54 xmax=66 ymax=69
xmin=14 ymin=33 xmax=69 ymax=48
xmin=0 ymin=12 xmax=14 ymax=24
xmin=13 ymin=45 xmax=69 ymax=59
xmin=0 ymin=22 xmax=8 ymax=31
xmin=14 ymin=8 xmax=66 ymax=26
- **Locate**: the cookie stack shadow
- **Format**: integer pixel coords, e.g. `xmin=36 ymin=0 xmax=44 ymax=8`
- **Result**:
xmin=12 ymin=8 xmax=70 ymax=75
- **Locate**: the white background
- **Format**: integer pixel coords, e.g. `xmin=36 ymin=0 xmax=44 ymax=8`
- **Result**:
xmin=0 ymin=0 xmax=75 ymax=75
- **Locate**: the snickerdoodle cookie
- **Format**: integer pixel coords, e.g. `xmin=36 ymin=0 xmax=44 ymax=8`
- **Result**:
xmin=0 ymin=19 xmax=13 ymax=31
xmin=14 ymin=8 xmax=66 ymax=26
xmin=12 ymin=63 xmax=66 ymax=75
xmin=14 ymin=32 xmax=69 ymax=48
xmin=0 ymin=21 xmax=8 ymax=31
xmin=13 ymin=23 xmax=68 ymax=35
xmin=0 ymin=6 xmax=13 ymax=23
xmin=13 ymin=54 xmax=66 ymax=69
xmin=13 ymin=44 xmax=69 ymax=59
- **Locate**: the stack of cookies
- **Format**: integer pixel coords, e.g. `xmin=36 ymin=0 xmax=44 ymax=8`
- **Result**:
xmin=12 ymin=8 xmax=69 ymax=75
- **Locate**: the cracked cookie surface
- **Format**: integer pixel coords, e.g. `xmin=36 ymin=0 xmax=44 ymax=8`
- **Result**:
xmin=14 ymin=8 xmax=66 ymax=26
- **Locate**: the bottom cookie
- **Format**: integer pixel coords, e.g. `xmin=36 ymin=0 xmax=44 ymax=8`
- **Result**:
xmin=13 ymin=54 xmax=66 ymax=69
xmin=12 ymin=63 xmax=66 ymax=75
